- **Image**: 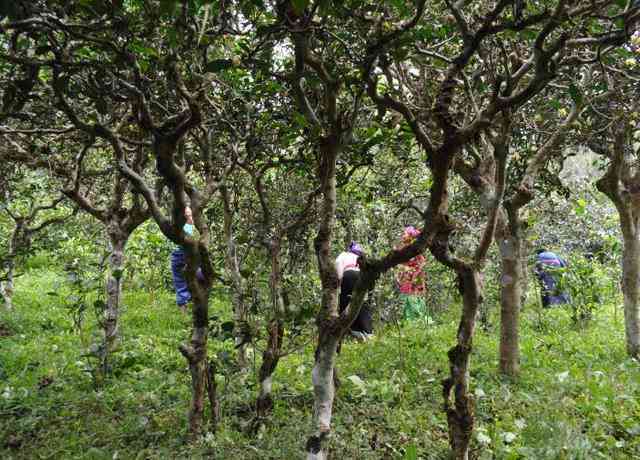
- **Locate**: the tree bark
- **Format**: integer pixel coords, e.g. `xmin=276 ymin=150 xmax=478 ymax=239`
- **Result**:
xmin=180 ymin=285 xmax=209 ymax=437
xmin=498 ymin=232 xmax=522 ymax=376
xmin=257 ymin=319 xmax=284 ymax=417
xmin=443 ymin=267 xmax=482 ymax=460
xmin=306 ymin=136 xmax=341 ymax=459
xmin=221 ymin=186 xmax=248 ymax=369
xmin=0 ymin=260 xmax=14 ymax=310
xmin=1 ymin=223 xmax=21 ymax=310
xmin=621 ymin=232 xmax=640 ymax=357
xmin=256 ymin=240 xmax=287 ymax=416
xmin=306 ymin=333 xmax=340 ymax=460
xmin=207 ymin=359 xmax=220 ymax=432
xmin=596 ymin=126 xmax=640 ymax=359
xmin=102 ymin=229 xmax=127 ymax=375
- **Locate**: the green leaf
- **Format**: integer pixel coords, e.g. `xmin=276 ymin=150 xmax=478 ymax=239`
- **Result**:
xmin=205 ymin=59 xmax=233 ymax=73
xmin=403 ymin=444 xmax=417 ymax=460
xmin=293 ymin=111 xmax=308 ymax=128
xmin=347 ymin=375 xmax=367 ymax=396
xmin=291 ymin=0 xmax=309 ymax=15
xmin=568 ymin=84 xmax=582 ymax=106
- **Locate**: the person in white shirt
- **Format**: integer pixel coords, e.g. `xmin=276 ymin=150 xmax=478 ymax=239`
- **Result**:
xmin=335 ymin=241 xmax=373 ymax=340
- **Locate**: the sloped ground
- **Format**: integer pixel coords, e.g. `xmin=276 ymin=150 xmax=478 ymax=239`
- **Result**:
xmin=1 ymin=269 xmax=639 ymax=459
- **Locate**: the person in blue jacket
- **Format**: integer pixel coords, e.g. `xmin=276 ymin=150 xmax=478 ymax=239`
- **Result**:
xmin=534 ymin=249 xmax=570 ymax=307
xmin=170 ymin=207 xmax=203 ymax=312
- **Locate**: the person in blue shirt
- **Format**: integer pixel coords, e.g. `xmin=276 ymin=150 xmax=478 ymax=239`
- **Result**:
xmin=534 ymin=249 xmax=570 ymax=307
xmin=170 ymin=207 xmax=202 ymax=312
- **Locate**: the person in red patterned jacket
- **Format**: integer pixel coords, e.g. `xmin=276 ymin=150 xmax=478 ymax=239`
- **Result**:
xmin=395 ymin=226 xmax=428 ymax=320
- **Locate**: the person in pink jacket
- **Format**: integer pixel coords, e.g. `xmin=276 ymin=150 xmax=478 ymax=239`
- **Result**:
xmin=335 ymin=241 xmax=373 ymax=339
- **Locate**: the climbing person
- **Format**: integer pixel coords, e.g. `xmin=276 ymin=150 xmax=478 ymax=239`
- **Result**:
xmin=170 ymin=206 xmax=202 ymax=313
xmin=395 ymin=226 xmax=428 ymax=321
xmin=534 ymin=248 xmax=570 ymax=307
xmin=335 ymin=241 xmax=373 ymax=340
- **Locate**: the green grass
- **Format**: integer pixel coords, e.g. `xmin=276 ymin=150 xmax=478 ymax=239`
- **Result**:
xmin=1 ymin=269 xmax=639 ymax=459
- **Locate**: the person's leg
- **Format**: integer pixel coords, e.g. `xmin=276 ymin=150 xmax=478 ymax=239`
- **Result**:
xmin=170 ymin=249 xmax=192 ymax=308
xmin=352 ymin=300 xmax=373 ymax=335
xmin=339 ymin=270 xmax=357 ymax=313
xmin=339 ymin=271 xmax=368 ymax=339
xmin=537 ymin=270 xmax=553 ymax=308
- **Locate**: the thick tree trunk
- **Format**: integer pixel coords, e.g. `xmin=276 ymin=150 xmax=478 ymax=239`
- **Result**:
xmin=443 ymin=267 xmax=482 ymax=460
xmin=306 ymin=136 xmax=341 ymax=459
xmin=498 ymin=233 xmax=522 ymax=376
xmin=621 ymin=232 xmax=640 ymax=357
xmin=102 ymin=231 xmax=127 ymax=374
xmin=182 ymin=324 xmax=208 ymax=436
xmin=306 ymin=332 xmax=340 ymax=460
xmin=180 ymin=287 xmax=209 ymax=436
xmin=179 ymin=237 xmax=214 ymax=437
xmin=595 ymin=130 xmax=640 ymax=359
xmin=0 ymin=261 xmax=14 ymax=310
xmin=257 ymin=319 xmax=284 ymax=417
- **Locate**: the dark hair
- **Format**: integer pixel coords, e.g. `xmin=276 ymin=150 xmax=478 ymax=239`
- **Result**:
xmin=536 ymin=248 xmax=547 ymax=255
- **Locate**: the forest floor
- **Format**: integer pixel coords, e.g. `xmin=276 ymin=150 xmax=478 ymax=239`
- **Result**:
xmin=1 ymin=269 xmax=640 ymax=459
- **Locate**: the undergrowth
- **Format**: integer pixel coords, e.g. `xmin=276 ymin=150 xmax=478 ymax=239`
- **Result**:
xmin=1 ymin=269 xmax=639 ymax=459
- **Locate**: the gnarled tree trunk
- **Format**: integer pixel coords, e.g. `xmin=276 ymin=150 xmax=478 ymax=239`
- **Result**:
xmin=101 ymin=228 xmax=128 ymax=375
xmin=180 ymin=263 xmax=211 ymax=437
xmin=443 ymin=267 xmax=482 ymax=460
